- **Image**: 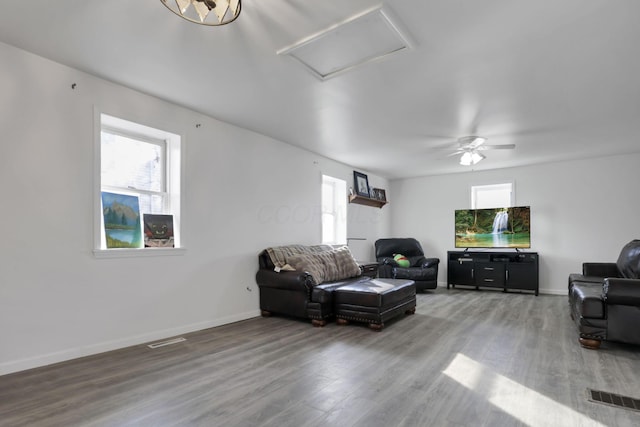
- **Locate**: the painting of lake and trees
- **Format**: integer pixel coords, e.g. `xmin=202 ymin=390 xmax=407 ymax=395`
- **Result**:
xmin=101 ymin=192 xmax=143 ymax=248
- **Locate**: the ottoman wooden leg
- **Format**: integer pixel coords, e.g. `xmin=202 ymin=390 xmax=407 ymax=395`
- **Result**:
xmin=261 ymin=310 xmax=272 ymax=317
xmin=405 ymin=306 xmax=416 ymax=315
xmin=336 ymin=318 xmax=349 ymax=326
xmin=369 ymin=323 xmax=384 ymax=331
xmin=311 ymin=319 xmax=327 ymax=327
xmin=579 ymin=337 xmax=602 ymax=349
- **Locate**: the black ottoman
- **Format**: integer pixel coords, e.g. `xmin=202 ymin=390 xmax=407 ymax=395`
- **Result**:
xmin=333 ymin=278 xmax=416 ymax=330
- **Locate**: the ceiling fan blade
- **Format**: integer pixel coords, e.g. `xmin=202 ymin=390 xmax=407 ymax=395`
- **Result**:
xmin=458 ymin=136 xmax=487 ymax=149
xmin=477 ymin=144 xmax=516 ymax=150
xmin=428 ymin=140 xmax=460 ymax=150
xmin=446 ymin=150 xmax=465 ymax=157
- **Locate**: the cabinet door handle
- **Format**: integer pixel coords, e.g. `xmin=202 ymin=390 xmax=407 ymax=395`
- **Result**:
xmin=471 ymin=268 xmax=474 ymax=278
xmin=484 ymin=267 xmax=494 ymax=271
xmin=484 ymin=279 xmax=494 ymax=282
xmin=506 ymin=270 xmax=509 ymax=280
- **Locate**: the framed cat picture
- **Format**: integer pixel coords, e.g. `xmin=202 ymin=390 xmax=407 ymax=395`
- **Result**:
xmin=143 ymin=214 xmax=175 ymax=248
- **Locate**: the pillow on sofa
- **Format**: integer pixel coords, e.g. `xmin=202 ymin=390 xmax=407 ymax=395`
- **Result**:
xmin=616 ymin=239 xmax=640 ymax=279
xmin=287 ymin=251 xmax=332 ymax=285
xmin=286 ymin=246 xmax=361 ymax=285
xmin=327 ymin=246 xmax=361 ymax=281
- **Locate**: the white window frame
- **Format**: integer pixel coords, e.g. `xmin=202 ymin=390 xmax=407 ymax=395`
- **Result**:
xmin=471 ymin=182 xmax=514 ymax=209
xmin=321 ymin=175 xmax=347 ymax=245
xmin=94 ymin=112 xmax=185 ymax=258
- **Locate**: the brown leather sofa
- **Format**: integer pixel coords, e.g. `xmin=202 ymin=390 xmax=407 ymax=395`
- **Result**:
xmin=255 ymin=244 xmax=417 ymax=329
xmin=256 ymin=245 xmax=373 ymax=326
xmin=568 ymin=239 xmax=640 ymax=349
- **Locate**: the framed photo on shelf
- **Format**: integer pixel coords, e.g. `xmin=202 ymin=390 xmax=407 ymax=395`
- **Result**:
xmin=353 ymin=171 xmax=370 ymax=197
xmin=371 ymin=188 xmax=387 ymax=202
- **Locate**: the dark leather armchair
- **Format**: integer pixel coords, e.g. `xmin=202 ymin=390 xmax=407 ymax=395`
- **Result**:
xmin=375 ymin=238 xmax=439 ymax=292
xmin=568 ymin=239 xmax=640 ymax=349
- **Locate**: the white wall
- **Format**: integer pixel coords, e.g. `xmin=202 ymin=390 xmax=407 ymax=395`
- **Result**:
xmin=0 ymin=42 xmax=389 ymax=374
xmin=7 ymin=34 xmax=635 ymax=374
xmin=389 ymin=154 xmax=640 ymax=295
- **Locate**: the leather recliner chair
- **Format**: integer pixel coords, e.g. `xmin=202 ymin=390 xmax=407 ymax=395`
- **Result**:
xmin=568 ymin=239 xmax=640 ymax=349
xmin=375 ymin=238 xmax=439 ymax=292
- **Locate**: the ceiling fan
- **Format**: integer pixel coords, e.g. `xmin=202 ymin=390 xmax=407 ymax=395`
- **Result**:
xmin=447 ymin=136 xmax=516 ymax=165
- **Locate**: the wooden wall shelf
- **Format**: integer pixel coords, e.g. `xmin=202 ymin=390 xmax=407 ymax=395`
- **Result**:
xmin=349 ymin=194 xmax=387 ymax=208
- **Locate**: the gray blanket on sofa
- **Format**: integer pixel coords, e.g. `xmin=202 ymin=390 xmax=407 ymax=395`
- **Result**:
xmin=266 ymin=244 xmax=333 ymax=270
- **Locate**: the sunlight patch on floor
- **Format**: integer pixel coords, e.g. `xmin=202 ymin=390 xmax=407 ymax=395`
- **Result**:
xmin=443 ymin=353 xmax=605 ymax=426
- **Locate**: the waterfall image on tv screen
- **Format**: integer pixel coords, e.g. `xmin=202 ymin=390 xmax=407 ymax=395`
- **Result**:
xmin=455 ymin=206 xmax=531 ymax=248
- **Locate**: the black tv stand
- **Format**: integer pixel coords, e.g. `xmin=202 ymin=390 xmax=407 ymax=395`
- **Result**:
xmin=461 ymin=247 xmax=522 ymax=253
xmin=447 ymin=250 xmax=539 ymax=296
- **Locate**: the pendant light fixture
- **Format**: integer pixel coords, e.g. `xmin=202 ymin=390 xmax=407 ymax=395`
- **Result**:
xmin=161 ymin=0 xmax=241 ymax=26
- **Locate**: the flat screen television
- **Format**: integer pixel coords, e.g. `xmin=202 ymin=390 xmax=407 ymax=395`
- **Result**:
xmin=455 ymin=206 xmax=531 ymax=249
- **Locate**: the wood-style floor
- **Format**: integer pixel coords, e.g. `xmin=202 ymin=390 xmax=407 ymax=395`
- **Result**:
xmin=1 ymin=288 xmax=639 ymax=427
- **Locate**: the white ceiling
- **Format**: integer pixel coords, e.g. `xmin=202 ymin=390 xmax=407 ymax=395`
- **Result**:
xmin=1 ymin=0 xmax=639 ymax=179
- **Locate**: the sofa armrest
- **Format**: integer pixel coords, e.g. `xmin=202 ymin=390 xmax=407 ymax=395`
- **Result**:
xmin=378 ymin=256 xmax=399 ymax=267
xmin=603 ymin=278 xmax=640 ymax=306
xmin=255 ymin=269 xmax=312 ymax=292
xmin=377 ymin=264 xmax=395 ymax=279
xmin=583 ymin=262 xmax=619 ymax=278
xmin=421 ymin=257 xmax=440 ymax=269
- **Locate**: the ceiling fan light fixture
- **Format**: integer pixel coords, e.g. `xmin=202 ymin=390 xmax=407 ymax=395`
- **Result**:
xmin=471 ymin=151 xmax=485 ymax=164
xmin=459 ymin=151 xmax=472 ymax=166
xmin=161 ymin=0 xmax=241 ymax=26
xmin=460 ymin=150 xmax=485 ymax=166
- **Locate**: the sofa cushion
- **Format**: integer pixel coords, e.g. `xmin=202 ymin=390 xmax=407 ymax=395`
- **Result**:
xmin=311 ymin=277 xmax=367 ymax=303
xmin=603 ymin=278 xmax=640 ymax=305
xmin=287 ymin=246 xmax=361 ymax=285
xmin=394 ymin=266 xmax=438 ymax=282
xmin=616 ymin=239 xmax=640 ymax=279
xmin=407 ymin=255 xmax=425 ymax=267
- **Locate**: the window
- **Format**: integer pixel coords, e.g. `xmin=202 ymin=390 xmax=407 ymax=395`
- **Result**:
xmin=96 ymin=113 xmax=182 ymax=253
xmin=471 ymin=182 xmax=513 ymax=209
xmin=101 ymin=131 xmax=166 ymax=213
xmin=321 ymin=175 xmax=347 ymax=245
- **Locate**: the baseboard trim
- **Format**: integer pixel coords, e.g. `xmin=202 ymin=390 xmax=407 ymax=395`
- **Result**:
xmin=437 ymin=281 xmax=566 ymax=296
xmin=0 ymin=309 xmax=261 ymax=376
xmin=538 ymin=288 xmax=566 ymax=296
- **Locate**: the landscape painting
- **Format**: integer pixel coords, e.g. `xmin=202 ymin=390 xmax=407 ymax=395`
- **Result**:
xmin=101 ymin=192 xmax=143 ymax=248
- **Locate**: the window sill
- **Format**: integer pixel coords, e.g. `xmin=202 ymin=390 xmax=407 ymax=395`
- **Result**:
xmin=93 ymin=247 xmax=187 ymax=259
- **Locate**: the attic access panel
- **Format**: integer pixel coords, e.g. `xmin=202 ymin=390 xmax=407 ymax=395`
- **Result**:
xmin=278 ymin=6 xmax=412 ymax=80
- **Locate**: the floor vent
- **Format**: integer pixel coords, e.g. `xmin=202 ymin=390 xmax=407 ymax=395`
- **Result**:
xmin=147 ymin=337 xmax=186 ymax=349
xmin=587 ymin=389 xmax=640 ymax=412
